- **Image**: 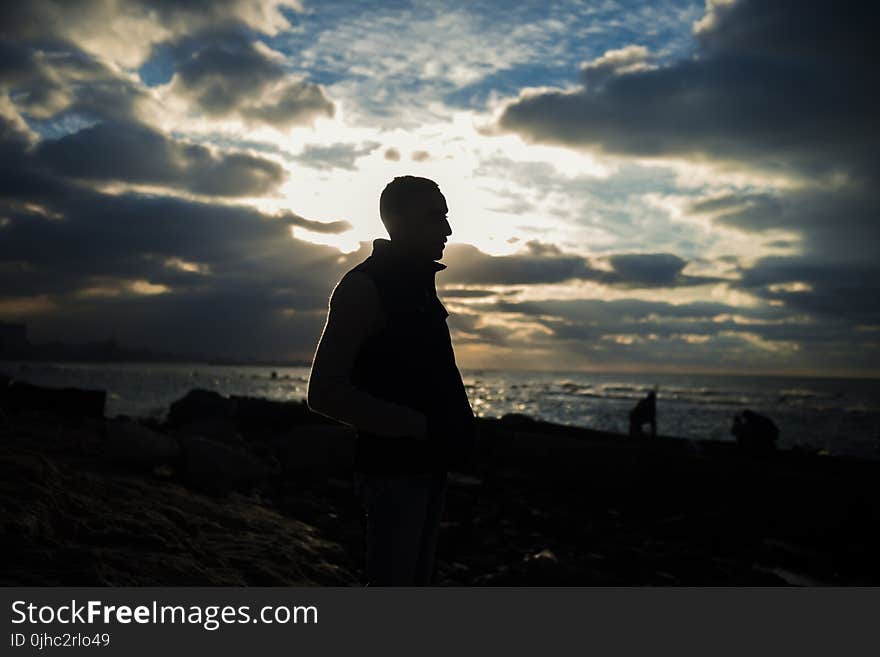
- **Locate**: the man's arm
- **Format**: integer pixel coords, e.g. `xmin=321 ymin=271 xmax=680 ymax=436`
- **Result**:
xmin=307 ymin=271 xmax=427 ymax=438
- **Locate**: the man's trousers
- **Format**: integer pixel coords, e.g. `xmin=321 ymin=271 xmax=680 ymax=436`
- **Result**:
xmin=355 ymin=470 xmax=448 ymax=586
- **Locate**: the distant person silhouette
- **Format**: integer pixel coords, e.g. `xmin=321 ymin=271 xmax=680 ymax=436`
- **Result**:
xmin=629 ymin=390 xmax=657 ymax=438
xmin=307 ymin=176 xmax=476 ymax=586
xmin=731 ymin=409 xmax=778 ymax=456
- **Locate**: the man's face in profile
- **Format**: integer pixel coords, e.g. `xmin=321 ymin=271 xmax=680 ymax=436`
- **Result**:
xmin=394 ymin=189 xmax=452 ymax=261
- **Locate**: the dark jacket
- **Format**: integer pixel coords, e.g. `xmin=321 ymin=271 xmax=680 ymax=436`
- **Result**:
xmin=350 ymin=238 xmax=476 ymax=474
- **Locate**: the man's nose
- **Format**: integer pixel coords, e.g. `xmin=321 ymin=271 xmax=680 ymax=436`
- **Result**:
xmin=442 ymin=217 xmax=452 ymax=237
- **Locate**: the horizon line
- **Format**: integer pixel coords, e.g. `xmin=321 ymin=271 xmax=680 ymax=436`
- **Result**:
xmin=3 ymin=358 xmax=879 ymax=382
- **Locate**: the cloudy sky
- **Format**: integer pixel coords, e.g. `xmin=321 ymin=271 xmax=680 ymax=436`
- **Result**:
xmin=1 ymin=0 xmax=878 ymax=375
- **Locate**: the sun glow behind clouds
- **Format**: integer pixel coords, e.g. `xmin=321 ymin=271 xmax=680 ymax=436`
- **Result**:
xmin=246 ymin=109 xmax=616 ymax=256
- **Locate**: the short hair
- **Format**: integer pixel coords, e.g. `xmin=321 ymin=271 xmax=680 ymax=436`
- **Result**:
xmin=379 ymin=176 xmax=441 ymax=233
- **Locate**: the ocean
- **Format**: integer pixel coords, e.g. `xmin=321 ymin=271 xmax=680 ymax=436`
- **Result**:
xmin=3 ymin=361 xmax=879 ymax=459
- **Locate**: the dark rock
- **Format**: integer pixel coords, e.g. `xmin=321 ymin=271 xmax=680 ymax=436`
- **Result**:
xmin=166 ymin=390 xmax=335 ymax=442
xmin=151 ymin=464 xmax=174 ymax=479
xmin=1 ymin=380 xmax=105 ymax=418
xmin=499 ymin=413 xmax=536 ymax=430
xmin=169 ymin=417 xmax=245 ymax=447
xmin=103 ymin=418 xmax=179 ymax=469
xmin=167 ymin=389 xmax=236 ymax=428
xmin=179 ymin=435 xmax=278 ymax=494
xmin=511 ymin=548 xmax=572 ymax=584
xmin=732 ymin=410 xmax=779 ymax=456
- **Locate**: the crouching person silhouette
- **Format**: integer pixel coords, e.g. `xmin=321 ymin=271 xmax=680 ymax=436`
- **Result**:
xmin=307 ymin=176 xmax=476 ymax=586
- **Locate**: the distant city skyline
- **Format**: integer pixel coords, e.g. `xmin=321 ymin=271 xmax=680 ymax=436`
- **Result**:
xmin=1 ymin=1 xmax=877 ymax=376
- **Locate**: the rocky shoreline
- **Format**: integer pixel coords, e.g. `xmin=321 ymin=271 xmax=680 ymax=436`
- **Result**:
xmin=2 ymin=380 xmax=879 ymax=585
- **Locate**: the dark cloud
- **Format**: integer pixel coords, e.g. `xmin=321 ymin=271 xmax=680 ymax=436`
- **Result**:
xmin=277 ymin=211 xmax=352 ymax=234
xmin=491 ymin=297 xmax=777 ymax=325
xmin=521 ymin=240 xmax=562 ymax=257
xmin=494 ymin=0 xmax=880 ymax=263
xmin=441 ymin=242 xmax=721 ymax=288
xmin=294 ymin=142 xmax=381 ymax=171
xmin=0 ymin=2 xmax=346 ymax=359
xmin=456 ymin=296 xmax=879 ymax=372
xmin=497 ymin=0 xmax=878 ymax=180
xmin=0 ymin=1 xmax=300 ymax=67
xmin=0 ymin=189 xmax=346 ymax=298
xmin=169 ymin=37 xmax=334 ymax=128
xmin=247 ymin=78 xmax=334 ymax=128
xmin=602 ymin=253 xmax=685 ymax=287
xmin=0 ymin=103 xmax=353 ymax=359
xmin=0 ymin=3 xmax=331 ymax=132
xmin=34 ymin=120 xmax=286 ymax=197
xmin=383 ymin=147 xmax=400 ymax=161
xmin=491 ymin=0 xmax=880 ymax=367
xmin=580 ymin=44 xmax=653 ymax=90
xmin=439 ymin=288 xmax=520 ymax=299
xmin=442 ymin=242 xmax=593 ymax=285
xmin=688 ymin=193 xmax=781 ymax=225
xmin=0 ymin=187 xmax=353 ymax=359
xmin=26 ymin=279 xmax=334 ymax=362
xmin=0 ymin=39 xmax=153 ymax=123
xmin=738 ymin=257 xmax=880 ymax=323
xmin=0 ymin=1 xmax=297 ymax=39
xmin=689 ymin=186 xmax=880 ymax=261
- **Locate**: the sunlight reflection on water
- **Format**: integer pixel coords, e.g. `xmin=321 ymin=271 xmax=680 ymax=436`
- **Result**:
xmin=4 ymin=362 xmax=879 ymax=459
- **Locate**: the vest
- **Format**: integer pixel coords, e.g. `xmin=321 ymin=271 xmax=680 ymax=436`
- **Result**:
xmin=349 ymin=238 xmax=476 ymax=474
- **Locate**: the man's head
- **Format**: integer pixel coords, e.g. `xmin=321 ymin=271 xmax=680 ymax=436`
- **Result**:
xmin=379 ymin=176 xmax=451 ymax=261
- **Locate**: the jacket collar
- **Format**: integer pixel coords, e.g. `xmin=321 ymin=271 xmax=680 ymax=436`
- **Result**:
xmin=370 ymin=238 xmax=447 ymax=275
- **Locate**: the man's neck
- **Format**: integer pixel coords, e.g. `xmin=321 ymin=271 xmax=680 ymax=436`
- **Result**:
xmin=374 ymin=238 xmax=446 ymax=272
xmin=388 ymin=238 xmax=428 ymax=264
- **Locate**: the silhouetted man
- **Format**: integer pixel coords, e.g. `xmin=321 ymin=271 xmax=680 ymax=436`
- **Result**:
xmin=307 ymin=176 xmax=476 ymax=586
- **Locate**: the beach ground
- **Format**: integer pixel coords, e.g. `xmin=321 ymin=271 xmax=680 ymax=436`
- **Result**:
xmin=2 ymin=390 xmax=879 ymax=586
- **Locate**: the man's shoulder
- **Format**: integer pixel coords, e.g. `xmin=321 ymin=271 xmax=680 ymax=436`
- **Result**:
xmin=330 ymin=269 xmax=379 ymax=309
xmin=337 ymin=268 xmax=377 ymax=291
